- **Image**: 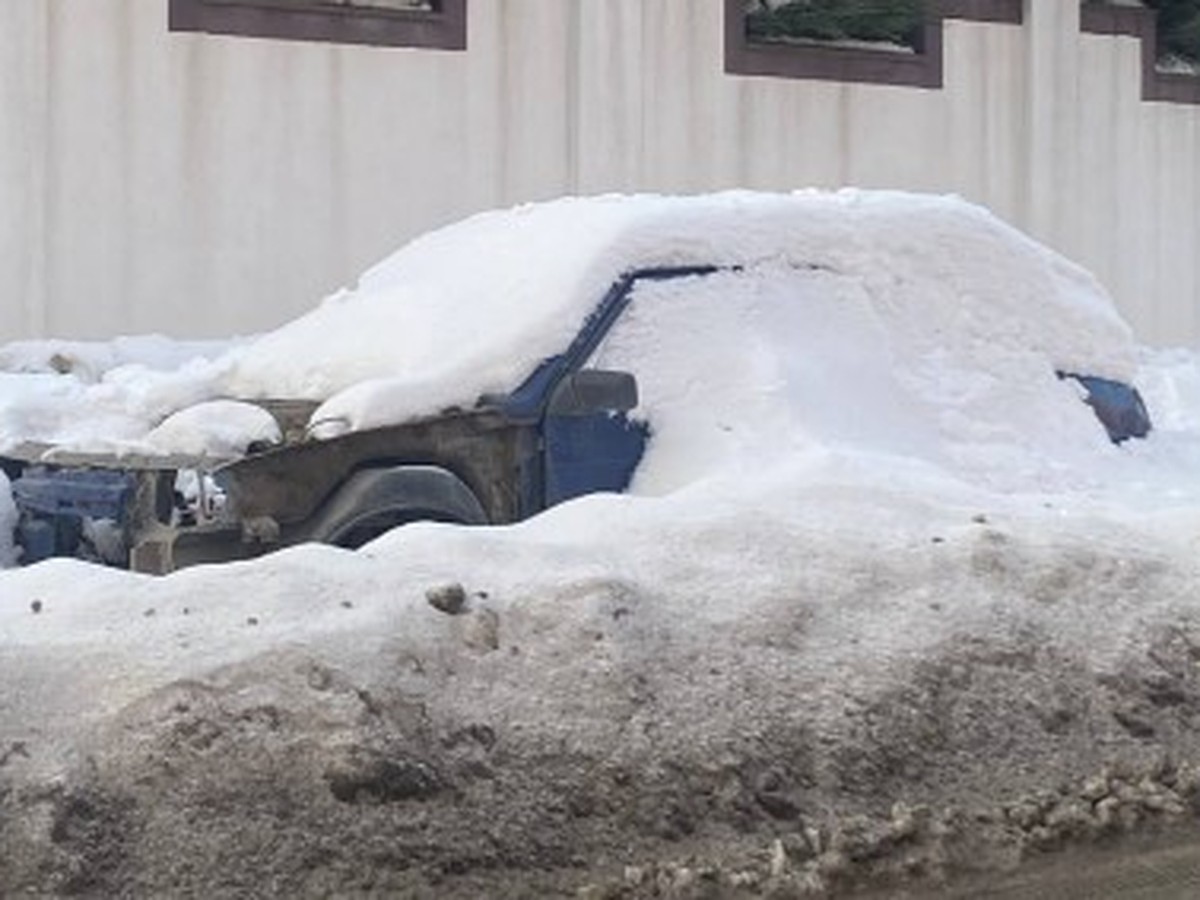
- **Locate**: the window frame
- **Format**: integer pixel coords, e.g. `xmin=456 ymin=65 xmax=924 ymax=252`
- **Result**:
xmin=168 ymin=0 xmax=468 ymax=50
xmin=724 ymin=0 xmax=1023 ymax=89
xmin=1081 ymin=3 xmax=1200 ymax=105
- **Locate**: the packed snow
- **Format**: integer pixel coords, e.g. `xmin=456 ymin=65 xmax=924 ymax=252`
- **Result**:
xmin=7 ymin=190 xmax=1200 ymax=892
xmin=0 ymin=192 xmax=1197 ymax=754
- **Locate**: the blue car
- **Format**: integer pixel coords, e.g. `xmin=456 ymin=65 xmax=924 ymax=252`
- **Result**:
xmin=0 ymin=193 xmax=1153 ymax=573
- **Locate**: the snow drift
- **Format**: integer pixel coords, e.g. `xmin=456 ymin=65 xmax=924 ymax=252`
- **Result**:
xmin=5 ymin=190 xmax=1200 ymax=895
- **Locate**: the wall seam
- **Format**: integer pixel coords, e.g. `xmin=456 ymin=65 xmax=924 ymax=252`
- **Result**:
xmin=28 ymin=3 xmax=52 ymax=337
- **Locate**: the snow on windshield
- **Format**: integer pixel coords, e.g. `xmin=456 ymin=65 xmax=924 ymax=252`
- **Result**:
xmin=590 ymin=263 xmax=1115 ymax=498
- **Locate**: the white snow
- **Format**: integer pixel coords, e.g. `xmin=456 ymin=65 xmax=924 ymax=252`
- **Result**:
xmin=0 ymin=190 xmax=1139 ymax=457
xmin=288 ymin=190 xmax=1137 ymax=435
xmin=0 ymin=358 xmax=234 ymax=455
xmin=588 ymin=262 xmax=1119 ymax=498
xmin=5 ymin=189 xmax=1200 ymax=777
xmin=143 ymin=400 xmax=282 ymax=459
xmin=0 ymin=334 xmax=236 ymax=381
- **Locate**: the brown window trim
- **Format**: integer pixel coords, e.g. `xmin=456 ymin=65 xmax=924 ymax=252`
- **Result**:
xmin=168 ymin=0 xmax=467 ymax=51
xmin=725 ymin=0 xmax=1022 ymax=89
xmin=1081 ymin=4 xmax=1200 ymax=105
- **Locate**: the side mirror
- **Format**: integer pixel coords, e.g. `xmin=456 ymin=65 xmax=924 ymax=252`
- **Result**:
xmin=548 ymin=370 xmax=639 ymax=416
xmin=1057 ymin=371 xmax=1151 ymax=444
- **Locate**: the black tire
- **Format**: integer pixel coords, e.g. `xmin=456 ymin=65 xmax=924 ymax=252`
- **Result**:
xmin=328 ymin=509 xmax=456 ymax=550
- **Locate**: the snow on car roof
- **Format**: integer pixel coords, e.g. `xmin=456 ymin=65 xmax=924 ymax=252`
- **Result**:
xmin=218 ymin=190 xmax=1138 ymax=433
xmin=0 ymin=189 xmax=1140 ymax=469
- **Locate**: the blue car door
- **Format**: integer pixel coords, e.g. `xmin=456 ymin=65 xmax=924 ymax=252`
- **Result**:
xmin=542 ymin=370 xmax=648 ymax=506
xmin=543 ymin=409 xmax=648 ymax=506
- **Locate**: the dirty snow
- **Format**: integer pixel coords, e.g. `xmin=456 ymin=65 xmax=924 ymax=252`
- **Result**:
xmin=6 ymin=191 xmax=1200 ymax=893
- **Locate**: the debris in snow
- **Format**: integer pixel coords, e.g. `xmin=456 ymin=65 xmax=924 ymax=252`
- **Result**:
xmin=6 ymin=191 xmax=1200 ymax=894
xmin=461 ymin=607 xmax=500 ymax=653
xmin=425 ymin=582 xmax=468 ymax=615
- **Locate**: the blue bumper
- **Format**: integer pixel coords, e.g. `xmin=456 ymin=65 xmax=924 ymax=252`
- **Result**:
xmin=10 ymin=467 xmax=138 ymax=563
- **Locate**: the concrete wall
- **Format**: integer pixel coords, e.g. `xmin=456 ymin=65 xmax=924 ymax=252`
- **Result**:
xmin=0 ymin=1 xmax=1197 ymax=344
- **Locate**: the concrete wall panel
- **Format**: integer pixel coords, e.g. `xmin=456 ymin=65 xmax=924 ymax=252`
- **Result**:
xmin=1 ymin=0 xmax=1198 ymax=345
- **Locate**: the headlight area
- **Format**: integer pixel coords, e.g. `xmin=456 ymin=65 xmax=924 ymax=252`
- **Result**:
xmin=8 ymin=466 xmax=198 ymax=568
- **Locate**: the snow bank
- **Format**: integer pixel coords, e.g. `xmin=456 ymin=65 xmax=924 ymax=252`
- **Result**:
xmin=7 ymin=192 xmax=1200 ymax=893
xmin=7 ymin=460 xmax=1200 ymax=894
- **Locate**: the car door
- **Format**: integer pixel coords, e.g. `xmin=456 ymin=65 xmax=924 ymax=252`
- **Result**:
xmin=542 ymin=369 xmax=648 ymax=506
xmin=538 ymin=266 xmax=721 ymax=508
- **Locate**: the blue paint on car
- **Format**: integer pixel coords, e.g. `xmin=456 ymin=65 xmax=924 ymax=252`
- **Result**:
xmin=1057 ymin=372 xmax=1152 ymax=444
xmin=10 ymin=467 xmax=138 ymax=564
xmin=502 ymin=266 xmax=721 ymax=509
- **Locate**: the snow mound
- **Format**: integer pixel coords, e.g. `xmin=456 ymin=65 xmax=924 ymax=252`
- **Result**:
xmin=5 ymin=484 xmax=1200 ymax=894
xmin=6 ymin=192 xmax=1200 ymax=893
xmin=143 ymin=400 xmax=282 ymax=458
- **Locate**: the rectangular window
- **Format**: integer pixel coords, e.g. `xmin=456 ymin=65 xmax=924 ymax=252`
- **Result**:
xmin=1083 ymin=0 xmax=1200 ymax=72
xmin=725 ymin=0 xmax=1022 ymax=89
xmin=1081 ymin=2 xmax=1200 ymax=104
xmin=169 ymin=0 xmax=467 ymax=50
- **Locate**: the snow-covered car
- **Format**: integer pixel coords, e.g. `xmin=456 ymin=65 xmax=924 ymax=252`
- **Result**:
xmin=0 ymin=191 xmax=1151 ymax=573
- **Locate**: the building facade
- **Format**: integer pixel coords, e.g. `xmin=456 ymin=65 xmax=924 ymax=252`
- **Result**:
xmin=1 ymin=1 xmax=1197 ymax=344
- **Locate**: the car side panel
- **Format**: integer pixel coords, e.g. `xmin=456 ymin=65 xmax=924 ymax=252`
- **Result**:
xmin=543 ymin=412 xmax=648 ymax=506
xmin=215 ymin=409 xmax=538 ymax=528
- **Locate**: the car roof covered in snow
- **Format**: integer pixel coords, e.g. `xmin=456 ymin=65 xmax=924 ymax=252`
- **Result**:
xmin=217 ymin=190 xmax=1137 ymax=433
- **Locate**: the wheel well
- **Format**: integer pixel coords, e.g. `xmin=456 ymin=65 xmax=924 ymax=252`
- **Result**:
xmin=304 ymin=464 xmax=488 ymax=548
xmin=326 ymin=507 xmax=452 ymax=550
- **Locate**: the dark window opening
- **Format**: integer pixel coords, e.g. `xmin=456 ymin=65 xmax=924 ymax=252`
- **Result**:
xmin=168 ymin=0 xmax=467 ymax=50
xmin=745 ymin=1 xmax=927 ymax=53
xmin=725 ymin=0 xmax=1022 ymax=88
